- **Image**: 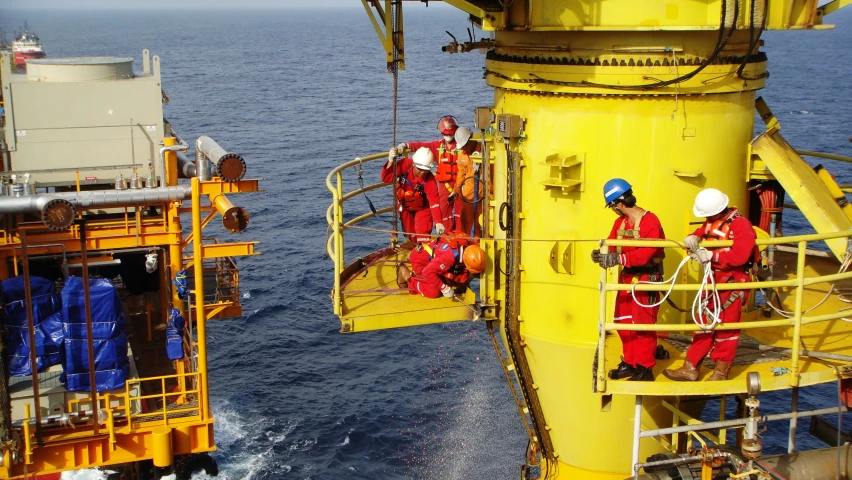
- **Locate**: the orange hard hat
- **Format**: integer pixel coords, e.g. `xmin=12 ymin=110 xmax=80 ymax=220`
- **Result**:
xmin=462 ymin=244 xmax=485 ymax=274
xmin=437 ymin=116 xmax=459 ymax=135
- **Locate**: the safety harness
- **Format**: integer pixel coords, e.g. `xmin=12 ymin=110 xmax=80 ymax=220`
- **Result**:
xmin=419 ymin=234 xmax=473 ymax=286
xmin=395 ymin=176 xmax=428 ymax=211
xmin=615 ymin=212 xmax=664 ymax=278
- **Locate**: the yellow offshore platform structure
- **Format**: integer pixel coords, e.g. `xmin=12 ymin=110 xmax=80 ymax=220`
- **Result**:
xmin=0 ymin=52 xmax=259 ymax=478
xmin=328 ymin=1 xmax=852 ymax=478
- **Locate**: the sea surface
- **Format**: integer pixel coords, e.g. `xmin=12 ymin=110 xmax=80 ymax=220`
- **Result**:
xmin=1 ymin=5 xmax=852 ymax=479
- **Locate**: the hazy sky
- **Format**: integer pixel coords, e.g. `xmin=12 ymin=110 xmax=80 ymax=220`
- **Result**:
xmin=0 ymin=0 xmax=453 ymax=9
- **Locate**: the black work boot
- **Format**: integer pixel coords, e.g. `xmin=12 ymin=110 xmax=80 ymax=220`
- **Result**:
xmin=628 ymin=364 xmax=655 ymax=381
xmin=608 ymin=358 xmax=636 ymax=380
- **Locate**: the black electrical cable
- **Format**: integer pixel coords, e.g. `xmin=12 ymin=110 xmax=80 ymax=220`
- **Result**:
xmin=487 ymin=0 xmax=738 ymax=91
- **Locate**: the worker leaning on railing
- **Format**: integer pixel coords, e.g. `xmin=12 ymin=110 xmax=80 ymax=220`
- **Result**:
xmin=664 ymin=188 xmax=757 ymax=382
xmin=382 ymin=147 xmax=448 ymax=243
xmin=592 ymin=178 xmax=666 ymax=382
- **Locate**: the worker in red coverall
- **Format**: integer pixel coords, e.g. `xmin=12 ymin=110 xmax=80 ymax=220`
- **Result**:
xmin=381 ymin=147 xmax=447 ymax=244
xmin=664 ymin=188 xmax=756 ymax=382
xmin=398 ymin=236 xmax=485 ymax=298
xmin=397 ymin=116 xmax=460 ymax=229
xmin=592 ymin=178 xmax=665 ymax=382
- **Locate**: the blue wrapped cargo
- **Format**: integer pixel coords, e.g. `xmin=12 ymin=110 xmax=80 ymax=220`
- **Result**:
xmin=166 ymin=308 xmax=185 ymax=360
xmin=1 ymin=276 xmax=63 ymax=376
xmin=61 ymin=277 xmax=129 ymax=392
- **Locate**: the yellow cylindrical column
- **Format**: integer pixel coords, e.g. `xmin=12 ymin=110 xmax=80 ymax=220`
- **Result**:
xmin=152 ymin=426 xmax=173 ymax=468
xmin=483 ymin=27 xmax=765 ymax=478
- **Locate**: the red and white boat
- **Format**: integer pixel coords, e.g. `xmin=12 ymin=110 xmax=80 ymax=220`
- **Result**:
xmin=12 ymin=22 xmax=45 ymax=68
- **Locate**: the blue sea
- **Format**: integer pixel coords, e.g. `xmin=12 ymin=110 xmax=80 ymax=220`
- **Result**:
xmin=2 ymin=5 xmax=852 ymax=479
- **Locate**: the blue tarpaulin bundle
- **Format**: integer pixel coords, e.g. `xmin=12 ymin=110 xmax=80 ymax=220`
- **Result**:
xmin=61 ymin=277 xmax=129 ymax=392
xmin=1 ymin=276 xmax=63 ymax=376
xmin=166 ymin=308 xmax=185 ymax=360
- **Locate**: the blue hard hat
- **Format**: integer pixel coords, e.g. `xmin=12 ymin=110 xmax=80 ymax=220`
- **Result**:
xmin=603 ymin=178 xmax=632 ymax=207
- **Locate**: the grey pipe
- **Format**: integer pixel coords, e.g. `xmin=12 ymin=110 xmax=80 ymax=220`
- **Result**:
xmin=196 ymin=138 xmax=210 ymax=181
xmin=53 ymin=185 xmax=192 ymax=208
xmin=0 ymin=194 xmax=63 ymax=214
xmin=196 ymin=135 xmax=246 ymax=182
xmin=177 ymin=151 xmax=201 ymax=178
xmin=0 ymin=185 xmax=192 ymax=214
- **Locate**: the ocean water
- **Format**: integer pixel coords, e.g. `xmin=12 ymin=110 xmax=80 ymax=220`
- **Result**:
xmin=1 ymin=5 xmax=852 ymax=479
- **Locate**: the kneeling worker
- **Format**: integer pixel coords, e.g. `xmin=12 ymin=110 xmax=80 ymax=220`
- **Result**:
xmin=592 ymin=178 xmax=665 ymax=382
xmin=664 ymin=188 xmax=756 ymax=382
xmin=398 ymin=233 xmax=485 ymax=298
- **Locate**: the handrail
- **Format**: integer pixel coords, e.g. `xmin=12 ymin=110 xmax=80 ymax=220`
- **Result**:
xmin=326 ymin=151 xmax=392 ymax=316
xmin=595 ymin=231 xmax=852 ymax=393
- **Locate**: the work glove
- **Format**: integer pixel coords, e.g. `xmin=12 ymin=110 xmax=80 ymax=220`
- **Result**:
xmin=591 ymin=249 xmax=620 ymax=269
xmin=397 ymin=142 xmax=408 ymax=152
xmin=690 ymin=248 xmax=713 ymax=264
xmin=441 ymin=284 xmax=454 ymax=298
xmin=435 ymin=223 xmax=446 ymax=235
xmin=387 ymin=148 xmax=397 ymax=167
xmin=684 ymin=235 xmax=701 ymax=252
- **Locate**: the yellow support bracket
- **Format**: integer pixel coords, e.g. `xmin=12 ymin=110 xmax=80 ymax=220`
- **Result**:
xmin=181 ymin=210 xmax=219 ymax=248
xmin=200 ymin=241 xmax=259 ymax=259
xmin=817 ymin=0 xmax=852 ymax=18
xmin=361 ymin=0 xmax=405 ymax=71
xmin=198 ymin=178 xmax=261 ymax=195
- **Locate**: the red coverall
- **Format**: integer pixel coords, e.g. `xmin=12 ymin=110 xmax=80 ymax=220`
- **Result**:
xmin=608 ymin=211 xmax=665 ymax=369
xmin=685 ymin=211 xmax=756 ymax=366
xmin=407 ymin=239 xmax=458 ymax=298
xmin=409 ymin=139 xmax=456 ymax=227
xmin=380 ymin=157 xmax=445 ymax=244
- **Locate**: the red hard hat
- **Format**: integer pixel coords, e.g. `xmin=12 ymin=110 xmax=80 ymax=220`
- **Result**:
xmin=437 ymin=116 xmax=459 ymax=135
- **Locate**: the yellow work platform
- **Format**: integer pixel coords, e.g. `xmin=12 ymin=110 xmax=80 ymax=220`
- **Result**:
xmin=337 ymin=246 xmax=476 ymax=333
xmin=604 ymin=249 xmax=852 ymax=396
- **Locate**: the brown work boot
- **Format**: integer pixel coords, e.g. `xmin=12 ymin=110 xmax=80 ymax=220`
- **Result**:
xmin=663 ymin=359 xmax=699 ymax=382
xmin=397 ymin=265 xmax=411 ymax=287
xmin=707 ymin=361 xmax=732 ymax=381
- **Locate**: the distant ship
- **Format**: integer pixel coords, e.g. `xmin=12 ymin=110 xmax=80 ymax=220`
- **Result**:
xmin=12 ymin=22 xmax=45 ymax=68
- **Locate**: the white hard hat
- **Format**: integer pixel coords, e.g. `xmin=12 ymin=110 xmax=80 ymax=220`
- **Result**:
xmin=454 ymin=126 xmax=472 ymax=148
xmin=412 ymin=147 xmax=435 ymax=170
xmin=693 ymin=188 xmax=729 ymax=217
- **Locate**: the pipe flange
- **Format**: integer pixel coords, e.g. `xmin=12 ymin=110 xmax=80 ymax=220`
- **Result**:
xmin=222 ymin=206 xmax=249 ymax=233
xmin=216 ymin=153 xmax=246 ymax=183
xmin=41 ymin=199 xmax=76 ymax=231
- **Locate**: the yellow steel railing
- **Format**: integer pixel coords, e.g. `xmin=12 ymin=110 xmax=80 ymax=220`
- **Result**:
xmin=595 ymin=229 xmax=852 ymax=393
xmin=326 ymin=152 xmax=395 ymax=316
xmin=15 ymin=370 xmax=205 ymax=458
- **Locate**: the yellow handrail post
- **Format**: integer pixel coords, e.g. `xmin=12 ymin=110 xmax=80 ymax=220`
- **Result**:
xmin=104 ymin=394 xmax=116 ymax=450
xmin=334 ymin=171 xmax=344 ymax=316
xmin=23 ymin=404 xmax=32 ymax=464
xmin=595 ymin=245 xmax=608 ymax=393
xmin=789 ymin=240 xmax=807 ymax=387
xmin=191 ymin=177 xmax=211 ymax=421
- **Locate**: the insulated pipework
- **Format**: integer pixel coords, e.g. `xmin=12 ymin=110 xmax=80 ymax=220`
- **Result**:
xmin=196 ymin=135 xmax=247 ymax=182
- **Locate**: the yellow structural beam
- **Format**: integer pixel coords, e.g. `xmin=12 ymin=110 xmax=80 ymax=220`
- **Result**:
xmin=198 ymin=178 xmax=260 ymax=195
xmin=199 ymin=241 xmax=259 ymax=259
xmin=6 ymin=421 xmax=214 ymax=478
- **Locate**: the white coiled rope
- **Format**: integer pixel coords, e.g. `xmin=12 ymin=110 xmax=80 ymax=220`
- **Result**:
xmin=630 ymin=248 xmax=721 ymax=330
